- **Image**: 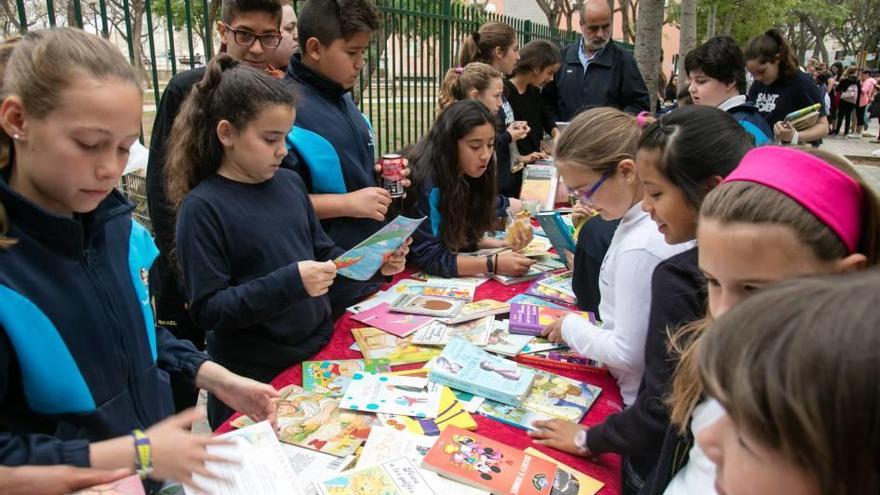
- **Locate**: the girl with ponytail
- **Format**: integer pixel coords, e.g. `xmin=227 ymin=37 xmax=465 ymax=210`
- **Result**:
xmin=166 ymin=53 xmax=408 ymax=429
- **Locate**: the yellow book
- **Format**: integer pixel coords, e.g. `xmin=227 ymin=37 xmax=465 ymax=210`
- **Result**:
xmin=377 ymin=368 xmax=477 ymax=434
xmin=351 ymin=327 xmax=442 ymax=365
xmin=523 ymin=448 xmax=604 ymax=495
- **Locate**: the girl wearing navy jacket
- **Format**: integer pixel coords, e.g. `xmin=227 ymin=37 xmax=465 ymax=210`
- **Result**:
xmin=166 ymin=54 xmax=407 ymax=429
xmin=0 ymin=29 xmax=277 ymax=489
xmin=531 ymin=106 xmax=753 ymax=494
xmin=403 ymin=100 xmax=533 ymax=278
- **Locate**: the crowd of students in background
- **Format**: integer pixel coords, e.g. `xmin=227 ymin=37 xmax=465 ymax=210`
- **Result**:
xmin=0 ymin=0 xmax=878 ymax=494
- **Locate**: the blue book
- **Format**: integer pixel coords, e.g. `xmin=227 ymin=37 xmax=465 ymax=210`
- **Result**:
xmin=536 ymin=212 xmax=576 ymax=262
xmin=428 ymin=337 xmax=536 ymax=407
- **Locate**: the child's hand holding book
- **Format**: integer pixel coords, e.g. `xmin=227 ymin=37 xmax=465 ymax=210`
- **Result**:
xmin=299 ymin=260 xmax=338 ymax=297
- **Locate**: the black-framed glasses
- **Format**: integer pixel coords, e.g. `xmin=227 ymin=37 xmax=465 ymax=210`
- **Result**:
xmin=223 ymin=23 xmax=282 ymax=49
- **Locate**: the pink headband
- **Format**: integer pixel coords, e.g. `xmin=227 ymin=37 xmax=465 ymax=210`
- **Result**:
xmin=722 ymin=146 xmax=864 ymax=253
xmin=636 ymin=111 xmax=650 ymax=129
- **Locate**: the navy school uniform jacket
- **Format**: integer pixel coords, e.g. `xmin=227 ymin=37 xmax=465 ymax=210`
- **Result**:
xmin=407 ymin=173 xmax=510 ymax=278
xmin=542 ymin=40 xmax=650 ymax=122
xmin=175 ymin=170 xmax=349 ymax=377
xmin=0 ymin=175 xmax=207 ymax=466
xmin=727 ymin=102 xmax=773 ymax=145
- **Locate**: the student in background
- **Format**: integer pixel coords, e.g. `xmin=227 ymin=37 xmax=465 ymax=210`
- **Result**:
xmin=146 ymin=0 xmax=284 ymax=412
xmin=507 ymin=40 xmax=562 ymax=176
xmin=642 ymin=146 xmax=879 ymax=495
xmin=697 ymin=271 xmax=880 ymax=495
xmin=267 ymin=0 xmax=299 ymax=74
xmin=745 ymin=29 xmax=829 ymax=146
xmin=685 ymin=36 xmax=772 ymax=145
xmin=285 ymin=0 xmax=408 ymax=317
xmin=833 ymin=67 xmax=862 ymax=138
xmin=0 ymin=28 xmax=277 ymax=486
xmin=403 ymin=100 xmax=534 ymax=278
xmin=437 ymin=62 xmax=504 ymax=114
xmin=532 ymin=106 xmax=751 ymax=494
xmin=167 ymin=55 xmax=407 ymax=428
xmin=540 ymin=108 xmax=691 ymax=407
xmin=459 ymin=21 xmax=528 ymax=198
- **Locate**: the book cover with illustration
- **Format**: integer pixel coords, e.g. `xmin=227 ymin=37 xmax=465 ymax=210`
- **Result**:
xmin=524 ymin=448 xmax=604 ymax=495
xmin=536 ymin=273 xmax=576 ymax=299
xmin=477 ymin=398 xmax=556 ymax=431
xmin=352 ymin=327 xmax=442 ymax=365
xmin=484 ymin=320 xmax=533 ymax=357
xmin=517 ymin=236 xmax=553 ymax=258
xmin=390 ymin=294 xmax=466 ymax=318
xmin=520 ymin=164 xmax=559 ymax=212
xmin=351 ymin=302 xmax=433 ymax=338
xmin=440 ymin=299 xmax=510 ymax=325
xmin=421 ymin=426 xmax=558 ymax=495
xmin=411 ymin=272 xmax=489 ymax=287
xmin=492 ymin=264 xmax=560 ymax=286
xmin=377 ymin=368 xmax=477 ymax=435
xmin=273 ymin=391 xmax=377 ymax=458
xmin=303 ymin=359 xmax=392 ymax=397
xmin=521 ymin=370 xmax=602 ymax=423
xmin=230 ymin=384 xmax=304 ymax=429
xmin=411 ymin=316 xmax=494 ymax=347
xmin=525 ymin=281 xmax=577 ymax=307
xmin=428 ymin=337 xmax=536 ymax=407
xmin=521 ymin=337 xmax=567 ymax=354
xmin=509 ymin=304 xmax=593 ymax=336
xmin=316 ymin=457 xmax=438 ymax=495
xmin=339 ymin=372 xmax=442 ymax=419
xmin=334 ymin=216 xmax=424 ymax=281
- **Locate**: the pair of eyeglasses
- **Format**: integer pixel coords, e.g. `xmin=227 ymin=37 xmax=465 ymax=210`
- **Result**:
xmin=572 ymin=171 xmax=610 ymax=206
xmin=223 ymin=23 xmax=282 ymax=49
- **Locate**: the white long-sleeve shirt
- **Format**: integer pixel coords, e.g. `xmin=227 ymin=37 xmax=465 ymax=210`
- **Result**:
xmin=663 ymin=399 xmax=723 ymax=495
xmin=561 ymin=202 xmax=693 ymax=406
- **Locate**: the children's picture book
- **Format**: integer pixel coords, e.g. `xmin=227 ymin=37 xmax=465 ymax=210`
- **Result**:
xmin=339 ymin=372 xmax=443 ymax=419
xmin=428 ymin=337 xmax=536 ymax=407
xmin=524 ymin=448 xmax=605 ymax=495
xmin=517 ymin=236 xmax=553 ymax=258
xmin=536 ymin=272 xmax=576 ymax=299
xmin=411 ymin=316 xmax=494 ymax=347
xmin=377 ymin=378 xmax=477 ymax=436
xmin=450 ymin=389 xmax=487 ymax=414
xmin=231 ymin=384 xmax=305 ymax=429
xmin=351 ymin=302 xmax=433 ymax=338
xmin=440 ymin=299 xmax=510 ymax=325
xmin=351 ymin=327 xmax=442 ymax=366
xmin=411 ymin=272 xmax=490 ymax=287
xmin=188 ymin=421 xmax=306 ymax=495
xmin=413 ymin=280 xmax=478 ymax=301
xmin=303 ymin=359 xmax=392 ymax=397
xmin=72 ymin=475 xmax=146 ymax=495
xmin=334 ymin=215 xmax=425 ymax=281
xmin=507 ymin=293 xmax=567 ymax=309
xmin=492 ymin=267 xmax=549 ymax=286
xmin=390 ymin=294 xmax=466 ymax=318
xmin=530 ymin=255 xmax=568 ymax=272
xmin=316 ymin=456 xmax=438 ymax=495
xmin=521 ymin=337 xmax=568 ymax=354
xmin=536 ymin=212 xmax=576 ymax=261
xmin=357 ymin=426 xmax=490 ymax=495
xmin=521 ymin=370 xmax=602 ymax=423
xmin=525 ymin=281 xmax=577 ymax=307
xmin=520 ymin=164 xmax=559 ymax=212
xmin=509 ymin=303 xmax=592 ymax=336
xmin=477 ymin=399 xmax=556 ymax=431
xmin=484 ymin=319 xmax=534 ymax=357
xmin=421 ymin=426 xmax=558 ymax=495
xmin=281 ymin=443 xmax=354 ymax=494
xmin=273 ymin=391 xmax=377 ymax=458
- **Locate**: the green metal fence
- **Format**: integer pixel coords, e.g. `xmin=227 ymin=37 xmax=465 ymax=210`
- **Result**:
xmin=2 ymin=0 xmax=578 ymax=155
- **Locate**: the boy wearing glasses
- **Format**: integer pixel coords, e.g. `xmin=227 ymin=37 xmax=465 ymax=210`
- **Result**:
xmin=145 ymin=0 xmax=283 ymax=414
xmin=284 ymin=0 xmax=405 ymax=318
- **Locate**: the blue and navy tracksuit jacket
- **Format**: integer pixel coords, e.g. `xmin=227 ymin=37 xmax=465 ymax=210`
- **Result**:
xmin=0 ymin=175 xmax=207 ymax=467
xmin=728 ymin=102 xmax=773 ymax=146
xmin=283 ymin=55 xmax=384 ymax=309
xmin=408 ymin=173 xmax=510 ymax=278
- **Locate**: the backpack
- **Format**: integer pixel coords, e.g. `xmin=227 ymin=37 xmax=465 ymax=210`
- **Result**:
xmin=841 ymin=83 xmax=858 ymax=104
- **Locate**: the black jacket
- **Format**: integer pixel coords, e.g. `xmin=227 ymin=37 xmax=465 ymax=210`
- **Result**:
xmin=542 ymin=40 xmax=650 ymax=122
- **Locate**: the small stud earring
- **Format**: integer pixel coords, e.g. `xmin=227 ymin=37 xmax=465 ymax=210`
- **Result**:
xmin=12 ymin=133 xmax=19 ymax=140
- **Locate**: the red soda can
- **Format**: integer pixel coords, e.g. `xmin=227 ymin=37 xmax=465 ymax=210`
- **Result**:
xmin=380 ymin=153 xmax=405 ymax=198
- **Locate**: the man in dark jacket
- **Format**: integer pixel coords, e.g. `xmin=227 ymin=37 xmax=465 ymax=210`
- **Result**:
xmin=542 ymin=0 xmax=650 ymax=121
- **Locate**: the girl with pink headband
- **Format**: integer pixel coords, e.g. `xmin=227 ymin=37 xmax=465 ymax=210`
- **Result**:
xmin=642 ymin=145 xmax=880 ymax=495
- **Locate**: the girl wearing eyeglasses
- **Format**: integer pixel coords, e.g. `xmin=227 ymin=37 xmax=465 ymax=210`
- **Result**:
xmin=540 ymin=107 xmax=691 ymax=410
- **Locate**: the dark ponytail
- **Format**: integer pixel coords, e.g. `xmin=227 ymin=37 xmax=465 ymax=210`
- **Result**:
xmin=458 ymin=21 xmax=516 ymax=67
xmin=165 ymin=53 xmax=295 ymax=207
xmin=745 ymin=28 xmax=800 ymax=81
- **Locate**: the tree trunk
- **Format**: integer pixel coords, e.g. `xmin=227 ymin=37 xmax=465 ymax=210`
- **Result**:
xmin=634 ymin=0 xmax=664 ymax=111
xmin=706 ymin=1 xmax=717 ymax=39
xmin=129 ymin=0 xmax=149 ymax=88
xmin=678 ymin=0 xmax=697 ymax=83
xmin=67 ymin=0 xmax=79 ymax=27
xmin=721 ymin=10 xmax=734 ymax=36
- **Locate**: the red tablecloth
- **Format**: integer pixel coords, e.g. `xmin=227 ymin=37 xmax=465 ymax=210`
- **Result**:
xmin=215 ymin=271 xmax=623 ymax=494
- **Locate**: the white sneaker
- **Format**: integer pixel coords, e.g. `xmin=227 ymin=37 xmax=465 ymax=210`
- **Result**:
xmin=847 ymin=134 xmax=862 ymax=139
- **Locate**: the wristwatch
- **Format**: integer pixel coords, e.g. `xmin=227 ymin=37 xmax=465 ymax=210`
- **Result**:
xmin=574 ymin=427 xmax=589 ymax=455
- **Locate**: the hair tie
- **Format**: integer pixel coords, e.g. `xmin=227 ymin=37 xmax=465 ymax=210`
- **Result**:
xmin=454 ymin=66 xmax=464 ymax=75
xmin=636 ymin=111 xmax=650 ymax=129
xmin=472 ymin=31 xmax=481 ymax=44
xmin=723 ymin=146 xmax=864 ymax=254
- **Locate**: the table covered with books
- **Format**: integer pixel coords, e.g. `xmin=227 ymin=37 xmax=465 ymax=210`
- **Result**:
xmin=216 ymin=264 xmax=624 ymax=494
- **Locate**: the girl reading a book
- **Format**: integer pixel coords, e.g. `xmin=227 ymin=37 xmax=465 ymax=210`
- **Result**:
xmin=166 ymin=54 xmax=408 ymax=428
xmin=0 ymin=28 xmax=281 ymax=487
xmin=404 ymin=99 xmax=534 ymax=278
xmin=697 ymin=270 xmax=880 ymax=495
xmin=533 ymin=106 xmax=752 ymax=493
xmin=539 ymin=107 xmax=691 ymax=409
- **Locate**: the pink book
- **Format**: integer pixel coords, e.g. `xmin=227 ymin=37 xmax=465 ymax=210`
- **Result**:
xmin=350 ymin=302 xmax=432 ymax=337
